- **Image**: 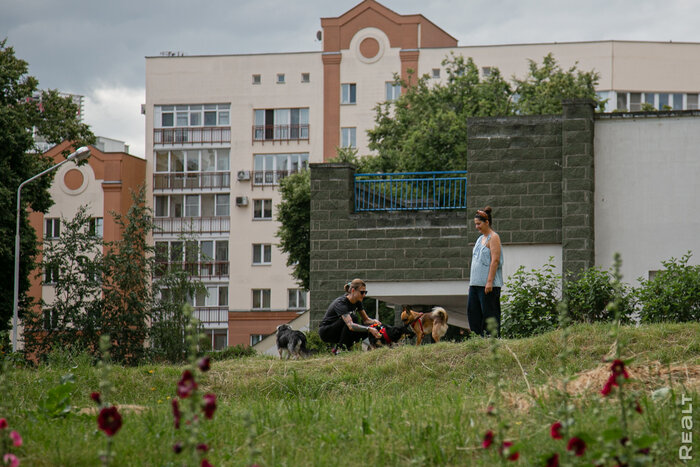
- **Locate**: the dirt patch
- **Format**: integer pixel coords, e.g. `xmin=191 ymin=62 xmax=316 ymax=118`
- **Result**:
xmin=78 ymin=404 xmax=148 ymax=416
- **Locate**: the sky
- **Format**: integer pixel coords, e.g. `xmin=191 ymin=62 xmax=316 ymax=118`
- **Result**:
xmin=3 ymin=0 xmax=700 ymax=158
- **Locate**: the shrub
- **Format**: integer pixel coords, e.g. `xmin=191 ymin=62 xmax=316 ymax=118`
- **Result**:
xmin=206 ymin=344 xmax=256 ymax=361
xmin=501 ymin=258 xmax=560 ymax=338
xmin=304 ymin=330 xmax=332 ymax=355
xmin=636 ymin=252 xmax=700 ymax=323
xmin=563 ymin=267 xmax=635 ymax=323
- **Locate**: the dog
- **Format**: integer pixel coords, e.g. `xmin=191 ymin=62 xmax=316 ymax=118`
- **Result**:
xmin=366 ymin=322 xmax=411 ymax=349
xmin=275 ymin=324 xmax=308 ymax=359
xmin=400 ymin=306 xmax=449 ymax=345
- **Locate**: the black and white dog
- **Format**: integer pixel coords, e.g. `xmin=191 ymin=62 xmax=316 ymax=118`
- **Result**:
xmin=275 ymin=324 xmax=309 ymax=359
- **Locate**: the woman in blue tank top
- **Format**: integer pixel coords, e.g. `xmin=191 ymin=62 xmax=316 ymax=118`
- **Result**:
xmin=467 ymin=206 xmax=503 ymax=337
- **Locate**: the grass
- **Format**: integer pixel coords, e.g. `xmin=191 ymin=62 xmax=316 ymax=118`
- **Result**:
xmin=1 ymin=322 xmax=698 ymax=466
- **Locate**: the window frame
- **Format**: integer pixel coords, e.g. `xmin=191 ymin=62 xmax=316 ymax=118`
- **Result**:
xmin=341 ymin=127 xmax=357 ymax=148
xmin=252 ymin=289 xmax=271 ymax=310
xmin=341 ymin=83 xmax=357 ymax=104
xmin=253 ymin=199 xmax=273 ymax=220
xmin=252 ymin=243 xmax=272 ymax=265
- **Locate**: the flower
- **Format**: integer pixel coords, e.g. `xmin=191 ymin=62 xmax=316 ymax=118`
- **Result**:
xmin=567 ymin=437 xmax=586 ymax=456
xmin=201 ymin=459 xmax=213 ymax=467
xmin=550 ymin=421 xmax=563 ymax=439
xmin=173 ymin=442 xmax=183 ymax=454
xmin=97 ymin=406 xmax=123 ymax=437
xmin=3 ymin=453 xmax=19 ymax=467
xmin=635 ymin=401 xmax=643 ymax=414
xmin=0 ymin=418 xmax=7 ymax=429
xmin=10 ymin=430 xmax=22 ymax=447
xmin=197 ymin=443 xmax=209 ymax=453
xmin=91 ymin=392 xmax=102 ymax=405
xmin=601 ymin=359 xmax=630 ymax=396
xmin=545 ymin=453 xmax=559 ymax=467
xmin=198 ymin=357 xmax=211 ymax=372
xmin=177 ymin=370 xmax=198 ymax=398
xmin=482 ymin=430 xmax=495 ymax=448
xmin=500 ymin=441 xmax=519 ymax=461
xmin=611 ymin=359 xmax=629 ymax=379
xmin=202 ymin=393 xmax=217 ymax=420
xmin=172 ymin=398 xmax=181 ymax=429
xmin=486 ymin=405 xmax=495 ymax=415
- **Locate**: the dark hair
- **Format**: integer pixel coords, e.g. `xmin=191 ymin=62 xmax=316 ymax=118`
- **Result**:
xmin=475 ymin=206 xmax=493 ymax=225
xmin=344 ymin=278 xmax=366 ymax=293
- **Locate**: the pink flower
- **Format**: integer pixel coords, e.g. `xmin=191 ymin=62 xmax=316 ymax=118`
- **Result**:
xmin=90 ymin=392 xmax=102 ymax=405
xmin=10 ymin=430 xmax=22 ymax=447
xmin=97 ymin=406 xmax=123 ymax=437
xmin=482 ymin=430 xmax=495 ymax=448
xmin=202 ymin=393 xmax=217 ymax=420
xmin=545 ymin=453 xmax=559 ymax=467
xmin=198 ymin=357 xmax=211 ymax=372
xmin=172 ymin=398 xmax=181 ymax=429
xmin=177 ymin=370 xmax=198 ymax=398
xmin=0 ymin=418 xmax=7 ymax=429
xmin=601 ymin=359 xmax=630 ymax=396
xmin=550 ymin=421 xmax=563 ymax=439
xmin=201 ymin=459 xmax=213 ymax=467
xmin=567 ymin=437 xmax=586 ymax=456
xmin=500 ymin=441 xmax=519 ymax=461
xmin=3 ymin=453 xmax=19 ymax=467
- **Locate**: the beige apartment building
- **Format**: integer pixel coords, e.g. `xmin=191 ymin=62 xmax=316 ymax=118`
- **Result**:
xmin=144 ymin=0 xmax=700 ymax=348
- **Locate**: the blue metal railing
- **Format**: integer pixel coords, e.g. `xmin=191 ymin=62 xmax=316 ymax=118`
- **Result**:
xmin=354 ymin=171 xmax=468 ymax=212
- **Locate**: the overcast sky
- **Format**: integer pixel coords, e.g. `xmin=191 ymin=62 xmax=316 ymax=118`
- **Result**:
xmin=3 ymin=0 xmax=700 ymax=158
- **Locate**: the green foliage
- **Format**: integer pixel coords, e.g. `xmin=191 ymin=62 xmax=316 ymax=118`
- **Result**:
xmin=636 ymin=252 xmax=700 ymax=323
xmin=640 ymin=102 xmax=656 ymax=112
xmin=0 ymin=39 xmax=94 ymax=334
xmin=501 ymin=258 xmax=561 ymax=338
xmin=563 ymin=266 xmax=635 ymax=324
xmin=275 ymin=170 xmax=310 ymax=290
xmin=512 ymin=53 xmax=603 ymax=114
xmin=303 ymin=330 xmax=332 ymax=355
xmin=206 ymin=344 xmax=256 ymax=361
xmin=37 ymin=373 xmax=76 ymax=419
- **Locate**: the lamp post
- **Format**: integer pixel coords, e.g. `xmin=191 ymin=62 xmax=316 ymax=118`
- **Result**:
xmin=11 ymin=146 xmax=91 ymax=352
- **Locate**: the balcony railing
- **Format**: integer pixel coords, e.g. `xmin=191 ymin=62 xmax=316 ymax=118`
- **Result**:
xmin=154 ymin=261 xmax=230 ymax=279
xmin=252 ymin=170 xmax=305 ymax=186
xmin=154 ymin=127 xmax=231 ymax=145
xmin=193 ymin=307 xmax=229 ymax=326
xmin=252 ymin=124 xmax=309 ymax=142
xmin=153 ymin=172 xmax=230 ymax=190
xmin=354 ymin=171 xmax=468 ymax=212
xmin=153 ymin=216 xmax=230 ymax=235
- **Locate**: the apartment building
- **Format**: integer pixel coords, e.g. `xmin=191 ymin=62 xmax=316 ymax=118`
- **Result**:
xmin=144 ymin=0 xmax=700 ymax=348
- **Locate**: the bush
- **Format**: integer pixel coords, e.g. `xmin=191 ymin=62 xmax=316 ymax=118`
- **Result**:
xmin=304 ymin=330 xmax=332 ymax=355
xmin=564 ymin=267 xmax=635 ymax=323
xmin=501 ymin=258 xmax=560 ymax=338
xmin=636 ymin=252 xmax=700 ymax=323
xmin=206 ymin=344 xmax=256 ymax=361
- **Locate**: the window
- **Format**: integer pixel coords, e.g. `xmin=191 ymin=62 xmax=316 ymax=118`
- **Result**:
xmin=253 ymin=244 xmax=272 ymax=265
xmin=252 ymin=74 xmax=261 ymax=84
xmin=155 ymin=196 xmax=169 ymax=217
xmin=341 ymin=83 xmax=356 ymax=104
xmin=341 ymin=127 xmax=356 ymax=148
xmin=432 ymin=68 xmax=440 ymax=79
xmin=658 ymin=93 xmax=670 ymax=109
xmin=301 ymin=72 xmax=310 ymax=83
xmin=688 ymin=94 xmax=699 ymax=110
xmin=482 ymin=67 xmax=493 ymax=78
xmin=253 ymin=108 xmax=309 ymax=141
xmin=219 ymin=286 xmax=228 ymax=307
xmin=644 ymin=92 xmax=655 ymax=109
xmin=45 ymin=218 xmax=60 ymax=239
xmin=253 ymin=199 xmax=272 ymax=219
xmin=277 ymin=73 xmax=285 ymax=84
xmin=185 ymin=195 xmax=199 ymax=217
xmin=89 ymin=218 xmax=103 ymax=238
xmin=252 ymin=289 xmax=271 ymax=309
xmin=44 ymin=265 xmax=59 ymax=284
xmin=288 ymin=289 xmax=307 ymax=309
xmin=250 ymin=334 xmax=265 ymax=346
xmin=673 ymin=93 xmax=684 ymax=110
xmin=155 ymin=104 xmax=230 ymax=128
xmin=253 ymin=153 xmax=309 ymax=185
xmin=630 ymin=92 xmax=642 ymax=112
xmin=214 ymin=331 xmax=227 ymax=350
xmin=385 ymin=82 xmax=401 ymax=101
xmin=215 ymin=194 xmax=229 ymax=217
xmin=43 ymin=310 xmax=58 ymax=330
xmin=616 ymin=92 xmax=628 ymax=111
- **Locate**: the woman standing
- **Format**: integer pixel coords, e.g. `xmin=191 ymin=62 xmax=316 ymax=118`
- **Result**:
xmin=467 ymin=207 xmax=504 ymax=337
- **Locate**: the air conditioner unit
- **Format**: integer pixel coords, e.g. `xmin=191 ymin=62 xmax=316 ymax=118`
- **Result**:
xmin=237 ymin=170 xmax=251 ymax=181
xmin=235 ymin=196 xmax=249 ymax=206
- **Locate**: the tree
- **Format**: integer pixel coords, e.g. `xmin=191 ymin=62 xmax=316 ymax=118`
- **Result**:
xmin=0 ymin=39 xmax=94 ymax=335
xmin=275 ymin=170 xmax=311 ymax=290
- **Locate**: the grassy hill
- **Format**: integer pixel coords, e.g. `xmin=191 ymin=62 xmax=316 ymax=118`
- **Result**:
xmin=2 ymin=322 xmax=698 ymax=466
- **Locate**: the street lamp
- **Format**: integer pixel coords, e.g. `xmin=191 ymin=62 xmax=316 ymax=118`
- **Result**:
xmin=11 ymin=146 xmax=91 ymax=352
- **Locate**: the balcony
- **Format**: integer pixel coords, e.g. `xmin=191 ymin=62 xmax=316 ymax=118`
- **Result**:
xmin=193 ymin=307 xmax=229 ymax=327
xmin=252 ymin=124 xmax=309 ymax=142
xmin=154 ymin=261 xmax=230 ymax=279
xmin=153 ymin=216 xmax=230 ymax=235
xmin=154 ymin=127 xmax=231 ymax=145
xmin=153 ymin=172 xmax=230 ymax=190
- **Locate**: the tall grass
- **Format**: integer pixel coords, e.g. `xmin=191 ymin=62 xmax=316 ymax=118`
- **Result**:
xmin=2 ymin=322 xmax=698 ymax=466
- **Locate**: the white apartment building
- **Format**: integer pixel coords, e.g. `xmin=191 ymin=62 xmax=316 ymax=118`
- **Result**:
xmin=144 ymin=0 xmax=700 ymax=348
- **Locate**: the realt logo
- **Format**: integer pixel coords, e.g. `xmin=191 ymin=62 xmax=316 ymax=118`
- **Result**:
xmin=679 ymin=394 xmax=693 ymax=461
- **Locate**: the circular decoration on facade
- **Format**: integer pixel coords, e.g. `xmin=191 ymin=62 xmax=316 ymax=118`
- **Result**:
xmin=64 ymin=169 xmax=84 ymax=191
xmin=359 ymin=37 xmax=380 ymax=59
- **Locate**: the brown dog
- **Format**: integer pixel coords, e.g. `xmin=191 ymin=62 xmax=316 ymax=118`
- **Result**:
xmin=400 ymin=306 xmax=449 ymax=345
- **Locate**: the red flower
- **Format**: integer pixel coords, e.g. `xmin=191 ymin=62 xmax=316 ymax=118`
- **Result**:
xmin=635 ymin=401 xmax=643 ymax=414
xmin=198 ymin=356 xmax=211 ymax=372
xmin=201 ymin=459 xmax=213 ymax=467
xmin=172 ymin=398 xmax=181 ymax=429
xmin=601 ymin=359 xmax=630 ymax=396
xmin=567 ymin=437 xmax=586 ymax=456
xmin=0 ymin=418 xmax=7 ymax=429
xmin=550 ymin=421 xmax=563 ymax=439
xmin=97 ymin=406 xmax=123 ymax=437
xmin=173 ymin=442 xmax=183 ymax=454
xmin=10 ymin=430 xmax=22 ymax=447
xmin=500 ymin=441 xmax=519 ymax=461
xmin=482 ymin=430 xmax=495 ymax=448
xmin=545 ymin=453 xmax=559 ymax=467
xmin=601 ymin=379 xmax=615 ymax=396
xmin=91 ymin=392 xmax=102 ymax=405
xmin=177 ymin=370 xmax=198 ymax=398
xmin=611 ymin=359 xmax=629 ymax=378
xmin=486 ymin=405 xmax=495 ymax=415
xmin=202 ymin=393 xmax=217 ymax=420
xmin=197 ymin=443 xmax=209 ymax=453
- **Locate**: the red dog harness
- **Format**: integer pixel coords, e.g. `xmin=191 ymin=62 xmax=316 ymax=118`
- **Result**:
xmin=408 ymin=313 xmax=424 ymax=334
